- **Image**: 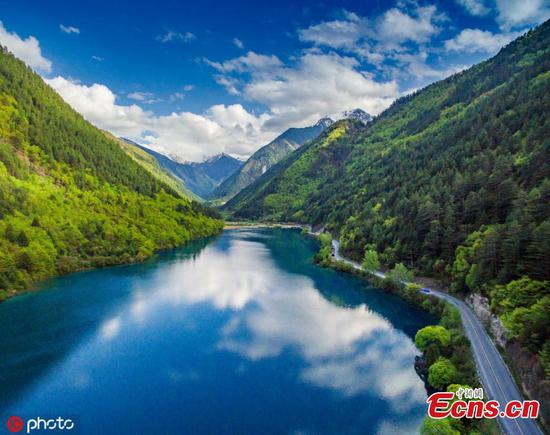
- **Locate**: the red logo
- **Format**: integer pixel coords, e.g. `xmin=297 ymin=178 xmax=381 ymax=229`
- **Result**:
xmin=6 ymin=416 xmax=24 ymax=433
xmin=427 ymin=391 xmax=540 ymax=419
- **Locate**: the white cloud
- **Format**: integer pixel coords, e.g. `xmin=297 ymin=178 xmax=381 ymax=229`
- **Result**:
xmin=495 ymin=0 xmax=550 ymax=30
xmin=46 ymin=76 xmax=273 ymax=160
xmin=206 ymin=51 xmax=283 ymax=74
xmin=299 ymin=16 xmax=363 ymax=49
xmin=127 ymin=91 xmax=162 ymax=104
xmin=214 ymin=75 xmax=240 ymax=95
xmin=207 ymin=50 xmax=399 ymax=131
xmin=91 ymin=55 xmax=104 ymax=62
xmin=169 ymin=92 xmax=185 ymax=102
xmin=391 ymin=51 xmax=468 ymax=80
xmin=299 ymin=4 xmax=443 ymax=54
xmin=127 ymin=91 xmax=154 ymax=101
xmin=155 ymin=30 xmax=196 ymax=43
xmin=376 ymin=5 xmax=443 ymax=47
xmin=0 ymin=21 xmax=52 ymax=72
xmin=168 ymin=85 xmax=194 ymax=102
xmin=455 ymin=0 xmax=491 ymax=16
xmin=391 ymin=52 xmax=442 ymax=78
xmin=47 ymin=76 xmax=148 ymax=133
xmin=59 ymin=24 xmax=80 ymax=34
xmin=445 ymin=28 xmax=520 ymax=53
xmin=236 ymin=52 xmax=399 ymax=129
xmin=233 ymin=38 xmax=244 ymax=49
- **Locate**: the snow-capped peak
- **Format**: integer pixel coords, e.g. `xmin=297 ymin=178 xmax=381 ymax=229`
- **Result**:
xmin=340 ymin=108 xmax=372 ymax=125
xmin=315 ymin=117 xmax=334 ymax=128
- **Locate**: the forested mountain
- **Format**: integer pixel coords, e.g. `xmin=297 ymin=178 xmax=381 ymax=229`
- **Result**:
xmin=226 ymin=21 xmax=550 ymax=384
xmin=210 ymin=118 xmax=331 ymax=201
xmin=111 ymin=134 xmax=200 ymax=200
xmin=122 ymin=139 xmax=242 ymax=200
xmin=0 ymin=45 xmax=223 ymax=300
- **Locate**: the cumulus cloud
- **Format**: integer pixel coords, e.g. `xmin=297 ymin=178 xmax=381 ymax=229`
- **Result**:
xmin=155 ymin=30 xmax=195 ymax=43
xmin=46 ymin=76 xmax=273 ymax=160
xmin=299 ymin=13 xmax=363 ymax=49
xmin=232 ymin=38 xmax=244 ymax=49
xmin=455 ymin=0 xmax=491 ymax=16
xmin=296 ymin=4 xmax=457 ymax=86
xmin=59 ymin=24 xmax=80 ymax=34
xmin=0 ymin=21 xmax=52 ymax=72
xmin=375 ymin=5 xmax=443 ymax=47
xmin=445 ymin=28 xmax=520 ymax=53
xmin=299 ymin=4 xmax=443 ymax=54
xmin=495 ymin=0 xmax=550 ymax=30
xmin=390 ymin=52 xmax=445 ymax=79
xmin=210 ymin=51 xmax=399 ymax=130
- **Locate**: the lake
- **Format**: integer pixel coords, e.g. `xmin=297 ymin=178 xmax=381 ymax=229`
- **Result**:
xmin=0 ymin=228 xmax=435 ymax=434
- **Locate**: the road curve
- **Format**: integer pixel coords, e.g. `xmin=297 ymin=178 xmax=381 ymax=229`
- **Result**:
xmin=331 ymin=240 xmax=543 ymax=435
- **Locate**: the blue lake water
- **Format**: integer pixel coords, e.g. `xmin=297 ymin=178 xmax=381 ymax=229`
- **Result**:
xmin=0 ymin=228 xmax=435 ymax=434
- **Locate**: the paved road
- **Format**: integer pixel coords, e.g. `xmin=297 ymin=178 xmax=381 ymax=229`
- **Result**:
xmin=332 ymin=240 xmax=543 ymax=435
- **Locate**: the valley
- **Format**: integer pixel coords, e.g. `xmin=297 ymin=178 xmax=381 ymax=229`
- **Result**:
xmin=0 ymin=5 xmax=548 ymax=435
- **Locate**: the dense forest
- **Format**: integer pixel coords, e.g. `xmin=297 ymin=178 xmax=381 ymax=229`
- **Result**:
xmin=226 ymin=21 xmax=550 ymax=386
xmin=0 ymin=46 xmax=223 ymax=300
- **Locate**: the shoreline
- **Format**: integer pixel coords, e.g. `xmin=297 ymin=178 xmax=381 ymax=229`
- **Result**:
xmin=224 ymin=221 xmax=309 ymax=230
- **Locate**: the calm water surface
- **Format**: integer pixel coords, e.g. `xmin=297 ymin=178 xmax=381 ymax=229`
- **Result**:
xmin=0 ymin=228 xmax=434 ymax=434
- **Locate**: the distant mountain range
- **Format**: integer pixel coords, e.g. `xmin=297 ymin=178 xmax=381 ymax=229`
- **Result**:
xmin=119 ymin=108 xmax=371 ymax=202
xmin=210 ymin=109 xmax=371 ymax=202
xmin=120 ymin=139 xmax=243 ymax=200
xmin=189 ymin=153 xmax=245 ymax=184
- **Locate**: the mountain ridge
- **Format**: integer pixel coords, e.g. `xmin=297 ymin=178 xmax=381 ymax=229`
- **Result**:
xmin=120 ymin=139 xmax=243 ymax=200
xmin=210 ymin=115 xmax=352 ymax=201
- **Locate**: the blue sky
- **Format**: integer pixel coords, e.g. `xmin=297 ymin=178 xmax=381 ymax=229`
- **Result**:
xmin=0 ymin=0 xmax=549 ymax=161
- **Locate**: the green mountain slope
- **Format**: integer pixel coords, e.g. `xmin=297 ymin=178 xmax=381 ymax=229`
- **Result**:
xmin=226 ymin=22 xmax=550 ymax=386
xmin=112 ymin=134 xmax=201 ymax=201
xmin=122 ymin=139 xmax=243 ymax=200
xmin=0 ymin=45 xmax=223 ymax=300
xmin=224 ymin=120 xmax=360 ymax=219
xmin=211 ymin=119 xmax=330 ymax=201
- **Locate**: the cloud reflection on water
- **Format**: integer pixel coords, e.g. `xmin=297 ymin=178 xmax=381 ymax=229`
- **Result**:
xmin=117 ymin=230 xmax=426 ymax=413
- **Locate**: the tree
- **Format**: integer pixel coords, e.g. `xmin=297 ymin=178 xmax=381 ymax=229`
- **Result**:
xmin=16 ymin=230 xmax=30 ymax=247
xmin=387 ymin=262 xmax=414 ymax=285
xmin=501 ymin=297 xmax=550 ymax=353
xmin=362 ymin=248 xmax=380 ymax=272
xmin=420 ymin=417 xmax=460 ymax=435
xmin=490 ymin=276 xmax=549 ymax=314
xmin=415 ymin=326 xmax=451 ymax=353
xmin=428 ymin=358 xmax=457 ymax=390
xmin=4 ymin=224 xmax=17 ymax=243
